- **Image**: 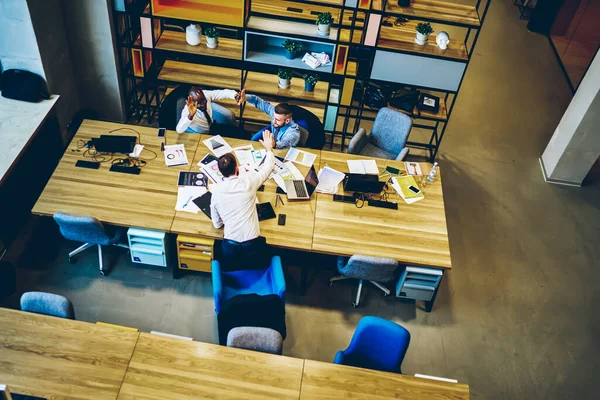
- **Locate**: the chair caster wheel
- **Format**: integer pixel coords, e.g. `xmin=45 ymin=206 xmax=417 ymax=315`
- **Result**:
xmin=384 ymin=293 xmax=389 ymax=297
xmin=329 ymin=282 xmax=334 ymax=287
xmin=100 ymin=270 xmax=106 ymax=276
xmin=352 ymin=302 xmax=358 ymax=308
xmin=68 ymin=257 xmax=74 ymax=264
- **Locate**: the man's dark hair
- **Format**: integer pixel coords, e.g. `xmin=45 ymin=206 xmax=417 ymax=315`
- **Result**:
xmin=274 ymin=102 xmax=293 ymax=116
xmin=218 ymin=153 xmax=237 ymax=177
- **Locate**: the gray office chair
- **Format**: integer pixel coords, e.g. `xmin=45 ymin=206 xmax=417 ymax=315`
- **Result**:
xmin=348 ymin=107 xmax=412 ymax=160
xmin=227 ymin=326 xmax=283 ymax=355
xmin=330 ymin=255 xmax=399 ymax=307
xmin=53 ymin=212 xmax=129 ymax=276
xmin=20 ymin=291 xmax=75 ymax=319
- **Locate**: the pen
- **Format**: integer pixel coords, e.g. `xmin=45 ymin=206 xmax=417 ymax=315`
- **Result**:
xmin=182 ymin=195 xmax=193 ymax=208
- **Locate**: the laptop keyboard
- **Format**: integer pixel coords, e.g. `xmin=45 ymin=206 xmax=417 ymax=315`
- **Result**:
xmin=294 ymin=180 xmax=308 ymax=198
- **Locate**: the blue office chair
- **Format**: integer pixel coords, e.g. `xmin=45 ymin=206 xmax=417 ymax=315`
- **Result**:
xmin=348 ymin=107 xmax=412 ymax=160
xmin=20 ymin=291 xmax=75 ymax=319
xmin=212 ymin=255 xmax=286 ymax=314
xmin=53 ymin=212 xmax=129 ymax=276
xmin=334 ymin=316 xmax=410 ymax=373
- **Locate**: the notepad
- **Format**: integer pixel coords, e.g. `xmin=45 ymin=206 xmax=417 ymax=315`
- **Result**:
xmin=391 ymin=176 xmax=424 ymax=204
xmin=347 ymin=159 xmax=379 ymax=175
xmin=164 ymin=144 xmax=189 ymax=167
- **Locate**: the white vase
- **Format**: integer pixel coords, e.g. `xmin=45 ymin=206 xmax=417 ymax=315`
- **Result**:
xmin=415 ymin=32 xmax=429 ymax=45
xmin=278 ymin=78 xmax=290 ymax=89
xmin=317 ymin=23 xmax=330 ymax=37
xmin=206 ymin=37 xmax=218 ymax=49
xmin=186 ymin=24 xmax=202 ymax=46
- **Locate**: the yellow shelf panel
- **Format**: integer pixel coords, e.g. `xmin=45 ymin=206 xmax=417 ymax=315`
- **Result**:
xmin=151 ymin=0 xmax=245 ymax=27
xmin=244 ymin=71 xmax=330 ymax=103
xmin=158 ymin=60 xmax=242 ymax=89
xmin=156 ymin=30 xmax=243 ymax=60
xmin=385 ymin=0 xmax=480 ymax=27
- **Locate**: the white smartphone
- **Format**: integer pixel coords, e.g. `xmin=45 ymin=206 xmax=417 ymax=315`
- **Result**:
xmin=408 ymin=185 xmax=421 ymax=195
xmin=157 ymin=127 xmax=166 ymax=138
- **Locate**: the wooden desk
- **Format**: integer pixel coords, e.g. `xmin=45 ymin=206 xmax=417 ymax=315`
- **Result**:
xmin=171 ymin=136 xmax=320 ymax=252
xmin=0 ymin=307 xmax=139 ymax=400
xmin=300 ymin=360 xmax=470 ymax=400
xmin=118 ymin=333 xmax=305 ymax=400
xmin=312 ymin=151 xmax=451 ymax=269
xmin=32 ymin=120 xmax=200 ymax=231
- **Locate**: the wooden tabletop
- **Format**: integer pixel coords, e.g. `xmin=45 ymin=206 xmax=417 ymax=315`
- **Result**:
xmin=0 ymin=307 xmax=139 ymax=400
xmin=31 ymin=120 xmax=200 ymax=231
xmin=300 ymin=360 xmax=470 ymax=400
xmin=118 ymin=333 xmax=305 ymax=400
xmin=312 ymin=151 xmax=451 ymax=269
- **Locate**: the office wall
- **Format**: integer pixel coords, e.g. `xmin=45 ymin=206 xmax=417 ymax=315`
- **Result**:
xmin=60 ymin=0 xmax=125 ymax=121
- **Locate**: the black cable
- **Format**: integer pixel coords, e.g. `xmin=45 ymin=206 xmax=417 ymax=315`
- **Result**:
xmin=108 ymin=127 xmax=142 ymax=145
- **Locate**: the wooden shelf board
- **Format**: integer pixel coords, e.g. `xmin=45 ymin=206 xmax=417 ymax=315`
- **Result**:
xmin=385 ymin=0 xmax=480 ymax=27
xmin=158 ymin=60 xmax=242 ymax=88
xmin=339 ymin=29 xmax=363 ymax=44
xmin=213 ymin=98 xmax=241 ymax=118
xmin=244 ymin=71 xmax=329 ymax=103
xmin=242 ymin=98 xmax=326 ymax=123
xmin=365 ymin=97 xmax=448 ymax=122
xmin=251 ymin=0 xmax=341 ymax=24
xmin=151 ymin=0 xmax=244 ymax=27
xmin=156 ymin=30 xmax=243 ymax=60
xmin=346 ymin=61 xmax=358 ymax=77
xmin=245 ymin=47 xmax=334 ymax=74
xmin=378 ymin=24 xmax=468 ymax=61
xmin=247 ymin=16 xmax=338 ymax=42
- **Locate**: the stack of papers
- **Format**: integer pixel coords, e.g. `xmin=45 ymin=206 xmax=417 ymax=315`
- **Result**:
xmin=200 ymin=160 xmax=225 ymax=184
xmin=164 ymin=144 xmax=189 ymax=167
xmin=285 ymin=148 xmax=317 ymax=167
xmin=315 ymin=166 xmax=345 ymax=194
xmin=405 ymin=162 xmax=423 ymax=176
xmin=347 ymin=159 xmax=379 ymax=175
xmin=203 ymin=135 xmax=232 ymax=157
xmin=391 ymin=176 xmax=424 ymax=204
xmin=175 ymin=186 xmax=207 ymax=213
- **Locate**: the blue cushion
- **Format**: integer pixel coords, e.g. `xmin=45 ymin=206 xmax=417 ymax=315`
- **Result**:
xmin=222 ymin=268 xmax=275 ymax=301
xmin=20 ymin=291 xmax=75 ymax=320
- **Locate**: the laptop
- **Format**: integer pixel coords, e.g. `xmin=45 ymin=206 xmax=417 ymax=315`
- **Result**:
xmin=285 ymin=165 xmax=319 ymax=200
xmin=91 ymin=135 xmax=136 ymax=154
xmin=344 ymin=173 xmax=386 ymax=194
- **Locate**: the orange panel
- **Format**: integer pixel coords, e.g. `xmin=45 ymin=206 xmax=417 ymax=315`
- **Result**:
xmin=132 ymin=49 xmax=144 ymax=77
xmin=334 ymin=45 xmax=348 ymax=75
xmin=358 ymin=0 xmax=372 ymax=9
xmin=151 ymin=0 xmax=244 ymax=27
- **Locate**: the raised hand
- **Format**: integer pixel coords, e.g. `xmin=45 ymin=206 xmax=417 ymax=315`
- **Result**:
xmin=186 ymin=95 xmax=198 ymax=119
xmin=259 ymin=129 xmax=275 ymax=152
xmin=236 ymin=88 xmax=247 ymax=105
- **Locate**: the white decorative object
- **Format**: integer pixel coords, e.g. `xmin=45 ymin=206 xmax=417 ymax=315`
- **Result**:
xmin=302 ymin=53 xmax=321 ymax=69
xmin=317 ymin=23 xmax=330 ymax=37
xmin=206 ymin=37 xmax=218 ymax=49
xmin=415 ymin=32 xmax=429 ymax=45
xmin=278 ymin=78 xmax=291 ymax=89
xmin=185 ymin=24 xmax=202 ymax=46
xmin=436 ymin=31 xmax=450 ymax=50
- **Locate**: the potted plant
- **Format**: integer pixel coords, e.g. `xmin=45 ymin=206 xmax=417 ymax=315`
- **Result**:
xmin=277 ymin=68 xmax=293 ymax=89
xmin=282 ymin=39 xmax=303 ymax=60
xmin=316 ymin=12 xmax=334 ymax=37
xmin=204 ymin=26 xmax=219 ymax=49
xmin=415 ymin=22 xmax=433 ymax=45
xmin=303 ymin=72 xmax=319 ymax=92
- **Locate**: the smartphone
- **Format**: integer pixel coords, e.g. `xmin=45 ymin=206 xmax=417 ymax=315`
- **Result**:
xmin=408 ymin=185 xmax=421 ymax=194
xmin=278 ymin=214 xmax=286 ymax=226
xmin=158 ymin=127 xmax=166 ymax=138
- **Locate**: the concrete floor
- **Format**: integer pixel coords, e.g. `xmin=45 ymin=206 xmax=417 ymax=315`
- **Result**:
xmin=4 ymin=1 xmax=600 ymax=398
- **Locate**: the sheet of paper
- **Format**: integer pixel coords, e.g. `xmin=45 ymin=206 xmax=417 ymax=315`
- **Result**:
xmin=284 ymin=148 xmax=317 ymax=167
xmin=405 ymin=161 xmax=423 ymax=176
xmin=391 ymin=177 xmax=423 ymax=204
xmin=201 ymin=160 xmax=225 ymax=184
xmin=347 ymin=159 xmax=379 ymax=175
xmin=363 ymin=160 xmax=379 ymax=174
xmin=315 ymin=166 xmax=345 ymax=194
xmin=234 ymin=149 xmax=254 ymax=168
xmin=175 ymin=186 xmax=206 ymax=213
xmin=164 ymin=144 xmax=189 ymax=167
xmin=272 ymin=174 xmax=287 ymax=193
xmin=251 ymin=149 xmax=266 ymax=166
xmin=283 ymin=161 xmax=304 ymax=181
xmin=202 ymin=135 xmax=232 ymax=157
xmin=129 ymin=144 xmax=144 ymax=158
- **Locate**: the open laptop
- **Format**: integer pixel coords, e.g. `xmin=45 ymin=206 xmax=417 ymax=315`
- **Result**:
xmin=344 ymin=173 xmax=386 ymax=194
xmin=285 ymin=165 xmax=319 ymax=200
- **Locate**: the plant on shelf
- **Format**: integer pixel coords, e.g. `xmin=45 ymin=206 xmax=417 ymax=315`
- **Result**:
xmin=316 ymin=12 xmax=334 ymax=37
xmin=277 ymin=68 xmax=293 ymax=89
xmin=204 ymin=26 xmax=219 ymax=49
xmin=303 ymin=72 xmax=319 ymax=93
xmin=415 ymin=22 xmax=433 ymax=46
xmin=282 ymin=39 xmax=303 ymax=60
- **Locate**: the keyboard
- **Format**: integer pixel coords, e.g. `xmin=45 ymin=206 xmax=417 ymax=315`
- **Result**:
xmin=368 ymin=199 xmax=398 ymax=210
xmin=293 ymin=180 xmax=308 ymax=198
xmin=333 ymin=194 xmax=355 ymax=203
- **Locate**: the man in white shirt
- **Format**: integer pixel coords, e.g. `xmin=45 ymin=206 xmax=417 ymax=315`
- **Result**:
xmin=210 ymin=130 xmax=276 ymax=262
xmin=176 ymin=86 xmax=241 ymax=134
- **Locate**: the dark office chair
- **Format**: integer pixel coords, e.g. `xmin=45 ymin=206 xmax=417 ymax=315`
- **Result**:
xmin=0 ymin=261 xmax=17 ymax=303
xmin=20 ymin=291 xmax=75 ymax=319
xmin=334 ymin=316 xmax=410 ymax=373
xmin=158 ymin=85 xmax=191 ymax=131
xmin=255 ymin=105 xmax=324 ymax=149
xmin=348 ymin=107 xmax=412 ymax=160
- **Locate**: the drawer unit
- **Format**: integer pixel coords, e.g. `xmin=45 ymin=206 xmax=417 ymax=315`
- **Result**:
xmin=127 ymin=228 xmax=167 ymax=267
xmin=396 ymin=266 xmax=443 ymax=301
xmin=176 ymin=235 xmax=214 ymax=273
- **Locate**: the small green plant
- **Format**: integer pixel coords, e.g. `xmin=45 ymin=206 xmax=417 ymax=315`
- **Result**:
xmin=316 ymin=12 xmax=333 ymax=25
xmin=277 ymin=68 xmax=293 ymax=80
xmin=204 ymin=26 xmax=219 ymax=38
xmin=303 ymin=72 xmax=319 ymax=85
xmin=415 ymin=22 xmax=433 ymax=35
xmin=282 ymin=39 xmax=303 ymax=53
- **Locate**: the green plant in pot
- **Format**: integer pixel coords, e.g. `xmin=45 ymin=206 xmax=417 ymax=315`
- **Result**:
xmin=204 ymin=26 xmax=219 ymax=49
xmin=415 ymin=22 xmax=433 ymax=46
xmin=303 ymin=73 xmax=319 ymax=92
xmin=316 ymin=12 xmax=334 ymax=37
xmin=278 ymin=68 xmax=293 ymax=89
xmin=282 ymin=39 xmax=303 ymax=60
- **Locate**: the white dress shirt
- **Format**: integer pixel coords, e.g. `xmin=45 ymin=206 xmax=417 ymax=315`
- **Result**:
xmin=175 ymin=89 xmax=238 ymax=134
xmin=210 ymin=152 xmax=275 ymax=242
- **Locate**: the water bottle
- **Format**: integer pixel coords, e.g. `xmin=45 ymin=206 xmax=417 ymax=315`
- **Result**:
xmin=427 ymin=162 xmax=438 ymax=183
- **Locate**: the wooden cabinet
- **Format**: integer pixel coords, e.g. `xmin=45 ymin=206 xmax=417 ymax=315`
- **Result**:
xmin=176 ymin=235 xmax=214 ymax=273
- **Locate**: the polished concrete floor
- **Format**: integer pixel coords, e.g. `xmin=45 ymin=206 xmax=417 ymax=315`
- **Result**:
xmin=4 ymin=1 xmax=600 ymax=399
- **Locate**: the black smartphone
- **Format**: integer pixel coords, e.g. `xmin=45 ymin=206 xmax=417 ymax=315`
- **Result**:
xmin=158 ymin=127 xmax=166 ymax=138
xmin=278 ymin=214 xmax=286 ymax=226
xmin=408 ymin=185 xmax=421 ymax=194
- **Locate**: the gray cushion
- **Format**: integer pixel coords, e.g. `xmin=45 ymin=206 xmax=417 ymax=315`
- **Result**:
xmin=20 ymin=291 xmax=75 ymax=319
xmin=53 ymin=213 xmax=123 ymax=246
xmin=338 ymin=255 xmax=398 ymax=282
xmin=359 ymin=143 xmax=397 ymax=160
xmin=370 ymin=108 xmax=412 ymax=156
xmin=227 ymin=326 xmax=283 ymax=355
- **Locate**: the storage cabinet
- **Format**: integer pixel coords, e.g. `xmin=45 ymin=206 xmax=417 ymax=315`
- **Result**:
xmin=396 ymin=266 xmax=442 ymax=301
xmin=127 ymin=228 xmax=168 ymax=267
xmin=176 ymin=235 xmax=214 ymax=273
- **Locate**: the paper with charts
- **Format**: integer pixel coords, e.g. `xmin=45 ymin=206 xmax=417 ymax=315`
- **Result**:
xmin=164 ymin=144 xmax=189 ymax=167
xmin=284 ymin=148 xmax=316 ymax=167
xmin=200 ymin=160 xmax=225 ymax=184
xmin=203 ymin=135 xmax=232 ymax=157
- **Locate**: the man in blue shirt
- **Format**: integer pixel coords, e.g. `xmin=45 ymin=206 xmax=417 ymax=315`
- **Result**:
xmin=238 ymin=89 xmax=301 ymax=149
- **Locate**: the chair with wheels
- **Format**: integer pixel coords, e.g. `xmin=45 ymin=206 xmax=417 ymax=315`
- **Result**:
xmin=348 ymin=107 xmax=412 ymax=160
xmin=227 ymin=326 xmax=283 ymax=355
xmin=334 ymin=316 xmax=410 ymax=373
xmin=53 ymin=212 xmax=129 ymax=276
xmin=330 ymin=255 xmax=398 ymax=307
xmin=20 ymin=291 xmax=75 ymax=319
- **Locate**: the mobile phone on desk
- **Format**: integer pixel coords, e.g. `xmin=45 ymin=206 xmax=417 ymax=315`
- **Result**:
xmin=408 ymin=185 xmax=421 ymax=195
xmin=158 ymin=127 xmax=166 ymax=138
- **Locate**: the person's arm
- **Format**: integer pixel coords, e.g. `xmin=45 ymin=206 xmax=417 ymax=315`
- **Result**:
xmin=246 ymin=94 xmax=274 ymax=118
xmin=175 ymin=106 xmax=192 ymax=133
xmin=247 ymin=151 xmax=275 ymax=190
xmin=275 ymin=126 xmax=301 ymax=149
xmin=210 ymin=198 xmax=223 ymax=229
xmin=203 ymin=89 xmax=238 ymax=102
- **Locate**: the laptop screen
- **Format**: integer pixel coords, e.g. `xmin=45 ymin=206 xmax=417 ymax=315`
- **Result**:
xmin=305 ymin=165 xmax=319 ymax=196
